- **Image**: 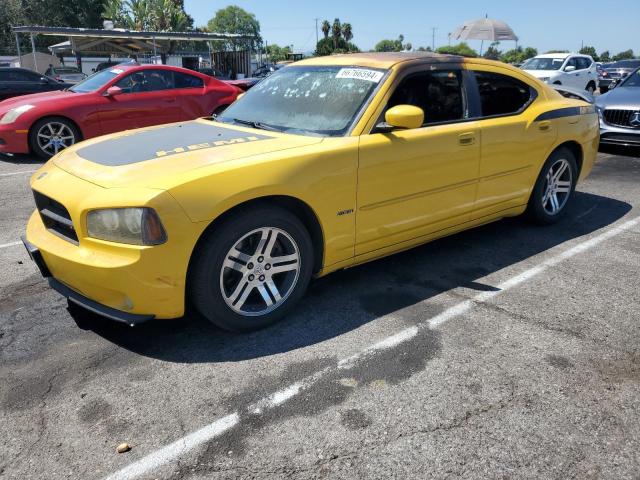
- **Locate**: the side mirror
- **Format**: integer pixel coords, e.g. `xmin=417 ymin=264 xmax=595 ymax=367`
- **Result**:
xmin=564 ymin=65 xmax=576 ymax=72
xmin=374 ymin=105 xmax=424 ymax=133
xmin=105 ymin=86 xmax=123 ymax=97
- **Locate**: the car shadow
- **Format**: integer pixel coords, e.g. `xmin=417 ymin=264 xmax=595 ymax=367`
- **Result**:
xmin=0 ymin=153 xmax=45 ymax=165
xmin=78 ymin=191 xmax=632 ymax=363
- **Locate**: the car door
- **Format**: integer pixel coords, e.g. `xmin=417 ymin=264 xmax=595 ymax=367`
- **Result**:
xmin=6 ymin=69 xmax=45 ymax=97
xmin=467 ymin=67 xmax=558 ymax=219
xmin=98 ymin=69 xmax=179 ymax=134
xmin=171 ymin=71 xmax=209 ymax=119
xmin=563 ymin=57 xmax=583 ymax=89
xmin=356 ymin=66 xmax=481 ymax=255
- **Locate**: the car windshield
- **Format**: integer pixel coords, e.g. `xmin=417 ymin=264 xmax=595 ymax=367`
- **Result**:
xmin=217 ymin=66 xmax=385 ymax=136
xmin=69 ymin=69 xmax=120 ymax=92
xmin=620 ymin=69 xmax=640 ymax=87
xmin=522 ymin=57 xmax=565 ymax=70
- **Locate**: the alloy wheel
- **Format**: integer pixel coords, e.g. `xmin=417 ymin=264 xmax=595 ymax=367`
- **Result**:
xmin=219 ymin=227 xmax=300 ymax=316
xmin=36 ymin=122 xmax=76 ymax=155
xmin=542 ymin=158 xmax=573 ymax=215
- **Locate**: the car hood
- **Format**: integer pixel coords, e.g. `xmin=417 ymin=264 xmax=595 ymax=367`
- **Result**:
xmin=53 ymin=119 xmax=324 ymax=189
xmin=0 ymin=89 xmax=79 ymax=111
xmin=596 ymin=87 xmax=640 ymax=108
xmin=523 ymin=70 xmax=559 ymax=79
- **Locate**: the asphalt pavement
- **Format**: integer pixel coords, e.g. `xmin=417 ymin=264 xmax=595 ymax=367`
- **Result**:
xmin=1 ymin=146 xmax=639 ymax=480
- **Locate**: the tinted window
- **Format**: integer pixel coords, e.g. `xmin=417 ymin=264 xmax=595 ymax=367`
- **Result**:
xmin=6 ymin=70 xmax=39 ymax=81
xmin=116 ymin=70 xmax=174 ymax=93
xmin=577 ymin=57 xmax=591 ymax=70
xmin=522 ymin=57 xmax=564 ymax=70
xmin=474 ymin=71 xmax=533 ymax=117
xmin=387 ymin=70 xmax=464 ymax=125
xmin=174 ymin=71 xmax=204 ymax=88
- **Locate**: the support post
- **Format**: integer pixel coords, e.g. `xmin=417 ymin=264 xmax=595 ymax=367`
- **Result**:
xmin=152 ymin=36 xmax=157 ymax=63
xmin=30 ymin=33 xmax=38 ymax=72
xmin=15 ymin=33 xmax=22 ymax=67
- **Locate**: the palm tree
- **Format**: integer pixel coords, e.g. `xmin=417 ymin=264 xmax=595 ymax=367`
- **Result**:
xmin=321 ymin=20 xmax=330 ymax=40
xmin=331 ymin=18 xmax=342 ymax=49
xmin=342 ymin=23 xmax=353 ymax=43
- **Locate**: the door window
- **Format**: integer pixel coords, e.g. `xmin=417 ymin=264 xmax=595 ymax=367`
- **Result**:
xmin=473 ymin=71 xmax=533 ymax=117
xmin=173 ymin=71 xmax=204 ymax=88
xmin=385 ymin=69 xmax=465 ymax=126
xmin=116 ymin=70 xmax=174 ymax=93
xmin=564 ymin=57 xmax=579 ymax=71
xmin=6 ymin=70 xmax=40 ymax=82
xmin=577 ymin=57 xmax=592 ymax=70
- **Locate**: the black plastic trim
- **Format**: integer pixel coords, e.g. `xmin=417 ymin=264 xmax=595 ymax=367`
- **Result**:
xmin=21 ymin=236 xmax=51 ymax=277
xmin=48 ymin=278 xmax=155 ymax=326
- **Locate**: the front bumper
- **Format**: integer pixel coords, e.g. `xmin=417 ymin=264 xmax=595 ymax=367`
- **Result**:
xmin=0 ymin=123 xmax=30 ymax=154
xmin=22 ymin=235 xmax=154 ymax=325
xmin=599 ymin=121 xmax=640 ymax=146
xmin=598 ymin=78 xmax=615 ymax=89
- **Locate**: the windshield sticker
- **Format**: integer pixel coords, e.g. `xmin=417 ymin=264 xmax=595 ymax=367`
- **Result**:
xmin=110 ymin=68 xmax=124 ymax=74
xmin=336 ymin=68 xmax=384 ymax=83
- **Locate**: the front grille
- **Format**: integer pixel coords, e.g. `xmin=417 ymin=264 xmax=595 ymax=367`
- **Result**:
xmin=600 ymin=132 xmax=640 ymax=146
xmin=33 ymin=190 xmax=78 ymax=244
xmin=603 ymin=109 xmax=640 ymax=129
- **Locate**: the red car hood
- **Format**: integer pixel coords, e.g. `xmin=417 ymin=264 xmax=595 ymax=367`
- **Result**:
xmin=0 ymin=89 xmax=81 ymax=112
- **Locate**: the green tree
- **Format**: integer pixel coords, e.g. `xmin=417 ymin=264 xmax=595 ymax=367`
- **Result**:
xmin=500 ymin=46 xmax=538 ymax=64
xmin=321 ymin=20 xmax=330 ymax=39
xmin=207 ymin=5 xmax=261 ymax=51
xmin=436 ymin=42 xmax=478 ymax=57
xmin=483 ymin=41 xmax=501 ymax=60
xmin=315 ymin=37 xmax=358 ymax=56
xmin=265 ymin=43 xmax=291 ymax=63
xmin=103 ymin=0 xmax=190 ymax=31
xmin=342 ymin=23 xmax=353 ymax=43
xmin=374 ymin=35 xmax=408 ymax=52
xmin=613 ymin=49 xmax=634 ymax=61
xmin=545 ymin=50 xmax=569 ymax=54
xmin=579 ymin=45 xmax=599 ymax=61
xmin=331 ymin=18 xmax=342 ymax=49
xmin=599 ymin=50 xmax=611 ymax=62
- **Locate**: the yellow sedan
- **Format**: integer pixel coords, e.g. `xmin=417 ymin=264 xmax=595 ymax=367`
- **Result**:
xmin=23 ymin=52 xmax=599 ymax=331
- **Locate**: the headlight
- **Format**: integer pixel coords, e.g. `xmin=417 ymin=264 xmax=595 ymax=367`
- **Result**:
xmin=595 ymin=105 xmax=604 ymax=120
xmin=86 ymin=208 xmax=167 ymax=245
xmin=0 ymin=104 xmax=35 ymax=124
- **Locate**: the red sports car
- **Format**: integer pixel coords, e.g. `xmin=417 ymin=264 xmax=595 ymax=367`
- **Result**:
xmin=0 ymin=64 xmax=240 ymax=158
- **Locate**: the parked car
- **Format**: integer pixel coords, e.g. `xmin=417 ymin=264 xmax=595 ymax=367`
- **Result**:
xmin=0 ymin=64 xmax=240 ymax=158
xmin=94 ymin=61 xmax=125 ymax=73
xmin=197 ymin=67 xmax=231 ymax=80
xmin=253 ymin=64 xmax=285 ymax=78
xmin=224 ymin=77 xmax=262 ymax=91
xmin=22 ymin=53 xmax=599 ymax=331
xmin=522 ymin=53 xmax=598 ymax=93
xmin=596 ymin=67 xmax=640 ymax=147
xmin=0 ymin=67 xmax=71 ymax=101
xmin=44 ymin=65 xmax=87 ymax=84
xmin=598 ymin=59 xmax=640 ymax=94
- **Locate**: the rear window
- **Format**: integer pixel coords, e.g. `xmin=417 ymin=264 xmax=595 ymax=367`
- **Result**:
xmin=174 ymin=72 xmax=204 ymax=88
xmin=474 ymin=71 xmax=534 ymax=117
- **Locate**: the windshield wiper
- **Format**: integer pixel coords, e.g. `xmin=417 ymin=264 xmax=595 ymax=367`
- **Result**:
xmin=231 ymin=118 xmax=282 ymax=132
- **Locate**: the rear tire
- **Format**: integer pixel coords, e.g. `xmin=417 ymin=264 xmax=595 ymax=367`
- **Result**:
xmin=189 ymin=206 xmax=314 ymax=332
xmin=526 ymin=147 xmax=578 ymax=225
xmin=29 ymin=117 xmax=80 ymax=159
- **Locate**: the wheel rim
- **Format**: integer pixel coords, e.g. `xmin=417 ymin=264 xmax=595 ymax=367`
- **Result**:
xmin=542 ymin=158 xmax=573 ymax=215
xmin=219 ymin=227 xmax=300 ymax=316
xmin=36 ymin=122 xmax=75 ymax=155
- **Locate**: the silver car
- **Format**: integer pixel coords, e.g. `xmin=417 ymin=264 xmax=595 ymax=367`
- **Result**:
xmin=43 ymin=66 xmax=87 ymax=84
xmin=596 ymin=68 xmax=640 ymax=147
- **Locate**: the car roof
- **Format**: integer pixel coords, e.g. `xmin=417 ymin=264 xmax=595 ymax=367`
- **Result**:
xmin=295 ymin=52 xmax=467 ymax=69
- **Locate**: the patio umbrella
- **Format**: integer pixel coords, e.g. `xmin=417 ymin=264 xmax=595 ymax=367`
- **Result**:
xmin=451 ymin=17 xmax=518 ymax=54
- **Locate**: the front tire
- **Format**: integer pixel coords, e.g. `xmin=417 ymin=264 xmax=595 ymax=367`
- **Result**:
xmin=29 ymin=117 xmax=80 ymax=159
xmin=526 ymin=148 xmax=578 ymax=224
xmin=189 ymin=206 xmax=314 ymax=332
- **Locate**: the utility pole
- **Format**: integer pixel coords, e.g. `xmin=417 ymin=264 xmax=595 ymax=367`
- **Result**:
xmin=431 ymin=27 xmax=437 ymax=51
xmin=315 ymin=18 xmax=319 ymax=47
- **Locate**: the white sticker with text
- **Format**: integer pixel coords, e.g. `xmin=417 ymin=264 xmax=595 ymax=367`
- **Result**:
xmin=336 ymin=68 xmax=384 ymax=83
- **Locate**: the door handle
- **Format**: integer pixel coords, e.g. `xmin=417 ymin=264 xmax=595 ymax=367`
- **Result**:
xmin=538 ymin=121 xmax=551 ymax=131
xmin=458 ymin=132 xmax=476 ymax=146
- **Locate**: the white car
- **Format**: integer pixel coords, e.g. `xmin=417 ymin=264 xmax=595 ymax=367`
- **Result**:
xmin=522 ymin=53 xmax=598 ymax=94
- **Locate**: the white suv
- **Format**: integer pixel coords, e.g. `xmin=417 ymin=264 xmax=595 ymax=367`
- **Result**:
xmin=522 ymin=53 xmax=598 ymax=93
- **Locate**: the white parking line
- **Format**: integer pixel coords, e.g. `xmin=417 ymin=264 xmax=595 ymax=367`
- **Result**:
xmin=0 ymin=241 xmax=22 ymax=249
xmin=0 ymin=170 xmax=36 ymax=177
xmin=105 ymin=216 xmax=640 ymax=480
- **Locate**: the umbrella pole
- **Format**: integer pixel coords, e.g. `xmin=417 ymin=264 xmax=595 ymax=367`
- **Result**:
xmin=480 ymin=40 xmax=484 ymax=56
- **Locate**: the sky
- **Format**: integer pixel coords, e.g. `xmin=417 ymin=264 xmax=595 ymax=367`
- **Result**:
xmin=184 ymin=0 xmax=639 ymax=55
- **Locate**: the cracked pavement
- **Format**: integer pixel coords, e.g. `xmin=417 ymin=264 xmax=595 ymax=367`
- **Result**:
xmin=1 ymin=147 xmax=639 ymax=479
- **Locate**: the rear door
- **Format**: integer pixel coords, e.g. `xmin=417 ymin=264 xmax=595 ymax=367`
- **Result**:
xmin=171 ymin=71 xmax=210 ymax=119
xmin=467 ymin=66 xmax=558 ymax=219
